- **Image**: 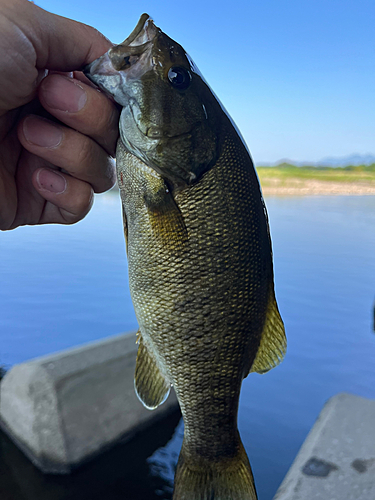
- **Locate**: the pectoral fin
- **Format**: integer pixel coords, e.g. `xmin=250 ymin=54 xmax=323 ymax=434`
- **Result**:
xmin=249 ymin=289 xmax=286 ymax=375
xmin=143 ymin=176 xmax=188 ymax=251
xmin=134 ymin=331 xmax=171 ymax=409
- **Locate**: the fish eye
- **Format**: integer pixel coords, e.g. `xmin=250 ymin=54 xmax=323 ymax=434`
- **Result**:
xmin=167 ymin=67 xmax=191 ymax=90
xmin=123 ymin=56 xmax=131 ymax=69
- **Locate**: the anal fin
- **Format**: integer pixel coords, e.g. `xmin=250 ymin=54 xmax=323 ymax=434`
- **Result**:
xmin=134 ymin=331 xmax=171 ymax=410
xmin=249 ymin=288 xmax=286 ymax=375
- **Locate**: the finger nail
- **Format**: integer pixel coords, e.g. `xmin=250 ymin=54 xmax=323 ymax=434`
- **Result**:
xmin=41 ymin=75 xmax=87 ymax=112
xmin=36 ymin=168 xmax=67 ymax=194
xmin=48 ymin=71 xmax=74 ymax=78
xmin=23 ymin=116 xmax=62 ymax=148
xmin=34 ymin=69 xmax=48 ymax=88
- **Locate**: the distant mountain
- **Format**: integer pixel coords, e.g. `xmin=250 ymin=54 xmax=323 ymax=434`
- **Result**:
xmin=315 ymin=153 xmax=375 ymax=167
xmin=256 ymin=153 xmax=375 ymax=168
xmin=256 ymin=159 xmax=308 ymax=167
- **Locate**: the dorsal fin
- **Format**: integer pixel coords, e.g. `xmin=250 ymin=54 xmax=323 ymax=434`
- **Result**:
xmin=249 ymin=289 xmax=286 ymax=375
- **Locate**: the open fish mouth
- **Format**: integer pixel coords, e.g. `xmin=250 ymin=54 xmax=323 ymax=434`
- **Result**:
xmin=107 ymin=14 xmax=158 ymax=72
xmin=118 ymin=13 xmax=155 ymax=46
xmin=83 ymin=14 xmax=158 ymax=100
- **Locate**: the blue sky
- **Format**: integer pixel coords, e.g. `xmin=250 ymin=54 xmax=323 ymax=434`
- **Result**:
xmin=39 ymin=0 xmax=374 ymax=164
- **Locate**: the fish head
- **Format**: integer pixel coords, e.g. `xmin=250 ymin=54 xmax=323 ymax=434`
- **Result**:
xmin=84 ymin=14 xmax=218 ymax=189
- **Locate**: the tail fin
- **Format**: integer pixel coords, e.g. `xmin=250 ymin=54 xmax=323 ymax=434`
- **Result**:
xmin=173 ymin=441 xmax=257 ymax=500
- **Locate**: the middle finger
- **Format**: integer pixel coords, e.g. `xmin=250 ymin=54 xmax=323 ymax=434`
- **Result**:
xmin=18 ymin=115 xmax=116 ymax=193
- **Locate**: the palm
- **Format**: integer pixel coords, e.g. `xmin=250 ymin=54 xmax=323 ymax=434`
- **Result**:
xmin=0 ymin=110 xmax=22 ymax=229
xmin=0 ymin=101 xmax=55 ymax=229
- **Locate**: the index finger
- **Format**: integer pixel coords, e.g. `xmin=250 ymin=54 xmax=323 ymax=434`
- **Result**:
xmin=38 ymin=73 xmax=119 ymax=157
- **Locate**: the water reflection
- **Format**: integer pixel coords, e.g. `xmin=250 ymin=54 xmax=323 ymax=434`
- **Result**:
xmin=148 ymin=419 xmax=184 ymax=492
xmin=0 ymin=409 xmax=181 ymax=500
xmin=1 ymin=194 xmax=375 ymax=499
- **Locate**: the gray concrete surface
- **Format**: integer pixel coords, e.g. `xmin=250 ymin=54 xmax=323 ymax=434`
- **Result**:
xmin=0 ymin=332 xmax=178 ymax=474
xmin=273 ymin=392 xmax=375 ymax=500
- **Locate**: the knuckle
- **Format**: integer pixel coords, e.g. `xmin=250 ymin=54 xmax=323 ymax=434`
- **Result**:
xmin=94 ymin=105 xmax=119 ymax=154
xmin=74 ymin=188 xmax=94 ymax=218
xmin=62 ymin=186 xmax=94 ymax=224
xmin=76 ymin=135 xmax=94 ymax=167
xmin=65 ymin=130 xmax=116 ymax=193
xmin=94 ymin=157 xmax=117 ymax=193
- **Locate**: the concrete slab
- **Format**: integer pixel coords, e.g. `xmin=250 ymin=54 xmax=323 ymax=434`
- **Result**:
xmin=0 ymin=332 xmax=178 ymax=474
xmin=273 ymin=392 xmax=375 ymax=500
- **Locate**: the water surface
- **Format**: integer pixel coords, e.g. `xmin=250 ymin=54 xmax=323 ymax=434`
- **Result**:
xmin=1 ymin=192 xmax=374 ymax=499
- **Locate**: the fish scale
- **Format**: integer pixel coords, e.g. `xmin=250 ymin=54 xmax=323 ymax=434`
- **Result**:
xmin=117 ymin=127 xmax=266 ymax=460
xmin=84 ymin=13 xmax=286 ymax=500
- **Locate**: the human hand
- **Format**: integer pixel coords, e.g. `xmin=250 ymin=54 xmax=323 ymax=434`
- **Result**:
xmin=0 ymin=0 xmax=119 ymax=230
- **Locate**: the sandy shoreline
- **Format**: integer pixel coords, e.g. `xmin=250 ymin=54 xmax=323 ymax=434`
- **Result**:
xmin=259 ymin=179 xmax=375 ymax=196
xmin=110 ymin=178 xmax=375 ymax=196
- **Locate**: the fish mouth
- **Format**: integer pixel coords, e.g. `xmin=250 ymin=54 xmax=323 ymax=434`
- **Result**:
xmin=83 ymin=14 xmax=158 ymax=99
xmin=120 ymin=13 xmax=154 ymax=46
xmin=107 ymin=14 xmax=158 ymax=72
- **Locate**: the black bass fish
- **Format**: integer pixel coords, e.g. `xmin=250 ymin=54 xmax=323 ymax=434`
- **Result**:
xmin=84 ymin=14 xmax=286 ymax=500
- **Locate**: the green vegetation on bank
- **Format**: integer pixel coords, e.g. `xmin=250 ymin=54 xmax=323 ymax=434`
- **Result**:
xmin=256 ymin=163 xmax=375 ymax=185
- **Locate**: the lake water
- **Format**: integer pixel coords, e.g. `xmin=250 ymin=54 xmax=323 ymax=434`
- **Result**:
xmin=1 ymin=192 xmax=375 ymax=500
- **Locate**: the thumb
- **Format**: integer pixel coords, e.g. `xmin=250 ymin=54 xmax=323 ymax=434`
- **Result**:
xmin=12 ymin=0 xmax=112 ymax=71
xmin=0 ymin=0 xmax=112 ymax=112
